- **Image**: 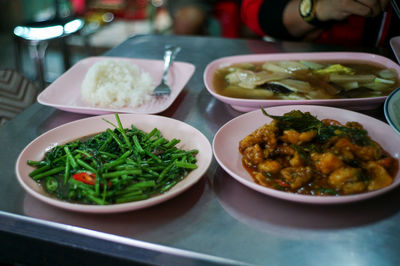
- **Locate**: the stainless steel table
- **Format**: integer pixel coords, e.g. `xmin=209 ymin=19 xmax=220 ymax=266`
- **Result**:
xmin=1 ymin=34 xmax=399 ymax=266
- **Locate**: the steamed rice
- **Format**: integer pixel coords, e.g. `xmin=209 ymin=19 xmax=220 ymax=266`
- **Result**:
xmin=81 ymin=59 xmax=154 ymax=108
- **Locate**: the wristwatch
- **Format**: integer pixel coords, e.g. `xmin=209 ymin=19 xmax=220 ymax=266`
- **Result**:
xmin=299 ymin=0 xmax=332 ymax=27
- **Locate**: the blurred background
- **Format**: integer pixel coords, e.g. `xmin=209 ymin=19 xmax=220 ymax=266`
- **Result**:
xmin=0 ymin=0 xmax=253 ymax=124
xmin=0 ymin=0 xmax=250 ymax=84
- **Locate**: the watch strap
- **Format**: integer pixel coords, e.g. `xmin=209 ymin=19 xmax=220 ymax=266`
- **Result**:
xmin=300 ymin=0 xmax=334 ymax=28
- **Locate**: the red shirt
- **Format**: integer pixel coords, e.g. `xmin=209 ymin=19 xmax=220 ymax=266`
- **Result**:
xmin=241 ymin=0 xmax=397 ymax=47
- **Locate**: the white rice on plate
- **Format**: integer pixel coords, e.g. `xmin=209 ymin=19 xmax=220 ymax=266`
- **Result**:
xmin=81 ymin=59 xmax=154 ymax=108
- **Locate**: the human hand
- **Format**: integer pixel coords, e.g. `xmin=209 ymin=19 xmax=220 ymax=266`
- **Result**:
xmin=316 ymin=0 xmax=390 ymax=21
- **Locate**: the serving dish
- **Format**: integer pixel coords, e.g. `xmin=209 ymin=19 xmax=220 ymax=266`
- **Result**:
xmin=384 ymin=87 xmax=400 ymax=136
xmin=16 ymin=114 xmax=212 ymax=213
xmin=390 ymin=36 xmax=400 ymax=64
xmin=213 ymin=105 xmax=400 ymax=204
xmin=38 ymin=56 xmax=195 ymax=115
xmin=204 ymin=52 xmax=400 ymax=112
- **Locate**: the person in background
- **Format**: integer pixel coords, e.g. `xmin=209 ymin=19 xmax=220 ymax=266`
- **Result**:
xmin=166 ymin=0 xmax=215 ymax=35
xmin=241 ymin=0 xmax=400 ymax=47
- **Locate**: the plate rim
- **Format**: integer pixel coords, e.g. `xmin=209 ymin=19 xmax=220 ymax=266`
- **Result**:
xmin=212 ymin=104 xmax=400 ymax=204
xmin=384 ymin=87 xmax=400 ymax=136
xmin=390 ymin=36 xmax=400 ymax=64
xmin=15 ymin=113 xmax=213 ymax=213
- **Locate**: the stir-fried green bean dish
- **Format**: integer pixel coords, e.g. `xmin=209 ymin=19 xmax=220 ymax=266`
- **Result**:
xmin=27 ymin=114 xmax=198 ymax=205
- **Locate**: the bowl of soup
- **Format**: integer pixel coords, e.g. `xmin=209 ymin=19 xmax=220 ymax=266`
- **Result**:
xmin=204 ymin=52 xmax=400 ymax=112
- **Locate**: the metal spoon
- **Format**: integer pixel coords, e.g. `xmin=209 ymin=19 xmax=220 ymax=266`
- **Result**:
xmin=152 ymin=45 xmax=181 ymax=96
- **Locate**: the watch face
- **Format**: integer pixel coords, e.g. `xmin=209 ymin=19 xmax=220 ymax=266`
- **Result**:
xmin=300 ymin=0 xmax=313 ymax=17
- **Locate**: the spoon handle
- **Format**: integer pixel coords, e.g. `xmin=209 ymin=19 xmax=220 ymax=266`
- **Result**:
xmin=162 ymin=45 xmax=181 ymax=83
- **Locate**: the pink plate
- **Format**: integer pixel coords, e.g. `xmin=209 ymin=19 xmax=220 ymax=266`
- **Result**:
xmin=213 ymin=105 xmax=400 ymax=204
xmin=15 ymin=114 xmax=212 ymax=213
xmin=204 ymin=52 xmax=400 ymax=112
xmin=38 ymin=56 xmax=195 ymax=115
xmin=390 ymin=36 xmax=400 ymax=63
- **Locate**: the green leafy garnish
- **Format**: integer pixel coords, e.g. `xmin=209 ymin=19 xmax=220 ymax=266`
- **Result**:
xmin=261 ymin=107 xmax=371 ymax=146
xmin=315 ymin=188 xmax=338 ymax=195
xmin=261 ymin=108 xmax=322 ymax=133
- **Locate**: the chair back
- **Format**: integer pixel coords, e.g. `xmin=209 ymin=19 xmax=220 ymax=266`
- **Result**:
xmin=0 ymin=69 xmax=40 ymax=125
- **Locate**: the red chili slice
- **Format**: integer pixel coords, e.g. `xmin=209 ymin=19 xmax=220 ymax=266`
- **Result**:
xmin=276 ymin=179 xmax=290 ymax=188
xmin=72 ymin=172 xmax=96 ymax=185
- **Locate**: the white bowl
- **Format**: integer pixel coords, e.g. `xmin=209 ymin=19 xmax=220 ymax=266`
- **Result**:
xmin=384 ymin=87 xmax=400 ymax=136
xmin=204 ymin=52 xmax=400 ymax=112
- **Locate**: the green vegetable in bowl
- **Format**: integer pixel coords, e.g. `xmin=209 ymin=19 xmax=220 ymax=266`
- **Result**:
xmin=26 ymin=114 xmax=198 ymax=205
